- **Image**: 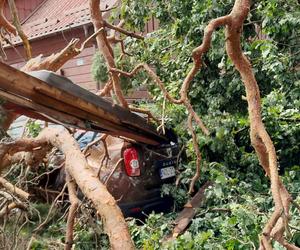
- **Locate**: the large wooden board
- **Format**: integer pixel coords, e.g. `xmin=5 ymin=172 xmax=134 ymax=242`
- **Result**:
xmin=0 ymin=62 xmax=167 ymax=145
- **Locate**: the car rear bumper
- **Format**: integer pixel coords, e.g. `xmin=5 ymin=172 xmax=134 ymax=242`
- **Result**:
xmin=118 ymin=196 xmax=174 ymax=218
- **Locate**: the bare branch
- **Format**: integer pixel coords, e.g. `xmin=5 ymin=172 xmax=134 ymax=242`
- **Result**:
xmin=110 ymin=63 xmax=210 ymax=135
xmin=110 ymin=63 xmax=181 ymax=104
xmin=7 ymin=0 xmax=32 ymax=59
xmin=96 ymin=79 xmax=113 ymax=97
xmin=0 ymin=201 xmax=27 ymax=218
xmin=104 ymin=20 xmax=144 ymax=40
xmin=34 ymin=182 xmax=68 ymax=233
xmin=100 ymin=3 xmax=119 ymax=13
xmin=0 ymin=177 xmax=29 ymax=200
xmin=104 ymin=158 xmax=123 ymax=185
xmin=107 ymin=20 xmax=132 ymax=57
xmin=79 ymin=27 xmax=104 ymax=51
xmin=64 ymin=172 xmax=80 ymax=250
xmin=130 ymin=106 xmax=160 ymax=123
xmin=98 ymin=135 xmax=110 ymax=177
xmin=107 ymin=19 xmax=125 ymax=43
xmin=21 ymin=28 xmax=103 ymax=72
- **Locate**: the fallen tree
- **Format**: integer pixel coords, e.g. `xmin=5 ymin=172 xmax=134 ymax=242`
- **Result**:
xmin=0 ymin=0 xmax=299 ymax=249
xmin=0 ymin=127 xmax=134 ymax=249
xmin=0 ymin=1 xmax=136 ymax=248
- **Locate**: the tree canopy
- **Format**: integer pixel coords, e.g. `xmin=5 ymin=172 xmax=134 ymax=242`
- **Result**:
xmin=101 ymin=0 xmax=299 ymax=248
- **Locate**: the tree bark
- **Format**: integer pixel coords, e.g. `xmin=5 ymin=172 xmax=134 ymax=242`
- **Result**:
xmin=64 ymin=172 xmax=79 ymax=250
xmin=0 ymin=177 xmax=30 ymax=200
xmin=89 ymin=0 xmax=128 ymax=108
xmin=21 ymin=28 xmax=103 ymax=72
xmin=224 ymin=1 xmax=295 ymax=248
xmin=0 ymin=109 xmax=18 ymax=131
xmin=0 ymin=0 xmax=16 ymax=35
xmin=7 ymin=0 xmax=32 ymax=60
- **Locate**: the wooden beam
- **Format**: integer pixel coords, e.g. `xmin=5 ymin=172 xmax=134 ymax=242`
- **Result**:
xmin=171 ymin=181 xmax=214 ymax=238
xmin=0 ymin=89 xmax=87 ymax=129
xmin=0 ymin=90 xmax=160 ymax=145
xmin=0 ymin=62 xmax=166 ymax=145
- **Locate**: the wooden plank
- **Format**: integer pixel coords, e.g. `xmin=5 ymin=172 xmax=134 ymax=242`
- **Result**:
xmin=171 ymin=181 xmax=214 ymax=238
xmin=0 ymin=62 xmax=166 ymax=144
xmin=65 ymin=72 xmax=94 ymax=83
xmin=0 ymin=62 xmax=116 ymax=125
xmin=26 ymin=68 xmax=162 ymax=136
xmin=0 ymin=91 xmax=160 ymax=145
xmin=32 ymin=86 xmax=166 ymax=145
xmin=0 ymin=89 xmax=87 ymax=129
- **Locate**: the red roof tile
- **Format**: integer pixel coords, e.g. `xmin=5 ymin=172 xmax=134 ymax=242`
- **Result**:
xmin=10 ymin=0 xmax=118 ymax=44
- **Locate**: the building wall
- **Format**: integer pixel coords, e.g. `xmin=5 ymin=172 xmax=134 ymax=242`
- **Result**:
xmin=5 ymin=26 xmax=98 ymax=90
xmin=144 ymin=17 xmax=159 ymax=34
xmin=4 ymin=25 xmax=150 ymax=101
xmin=4 ymin=0 xmax=45 ymax=22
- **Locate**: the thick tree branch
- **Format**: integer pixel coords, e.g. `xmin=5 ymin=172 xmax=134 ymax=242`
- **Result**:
xmin=0 ymin=127 xmax=134 ymax=250
xmin=0 ymin=138 xmax=48 ymax=173
xmin=21 ymin=28 xmax=103 ymax=72
xmin=179 ymin=16 xmax=230 ymax=102
xmin=0 ymin=177 xmax=29 ymax=200
xmin=89 ymin=0 xmax=128 ymax=108
xmin=224 ymin=0 xmax=295 ymax=248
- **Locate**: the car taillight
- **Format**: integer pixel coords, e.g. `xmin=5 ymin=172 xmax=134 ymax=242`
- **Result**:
xmin=123 ymin=147 xmax=141 ymax=177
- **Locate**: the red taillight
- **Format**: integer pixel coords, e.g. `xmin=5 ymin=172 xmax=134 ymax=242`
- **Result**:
xmin=130 ymin=207 xmax=141 ymax=213
xmin=123 ymin=147 xmax=141 ymax=177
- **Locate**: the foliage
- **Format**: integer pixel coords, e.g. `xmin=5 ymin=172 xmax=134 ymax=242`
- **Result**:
xmin=130 ymin=159 xmax=300 ymax=249
xmin=91 ymin=51 xmax=109 ymax=84
xmin=91 ymin=47 xmax=149 ymax=94
xmin=26 ymin=120 xmax=42 ymax=138
xmin=115 ymin=0 xmax=300 ymax=248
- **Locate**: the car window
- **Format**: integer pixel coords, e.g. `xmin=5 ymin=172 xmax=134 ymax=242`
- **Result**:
xmin=75 ymin=131 xmax=99 ymax=149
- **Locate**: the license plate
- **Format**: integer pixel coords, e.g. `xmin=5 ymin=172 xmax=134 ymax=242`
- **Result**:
xmin=159 ymin=166 xmax=176 ymax=179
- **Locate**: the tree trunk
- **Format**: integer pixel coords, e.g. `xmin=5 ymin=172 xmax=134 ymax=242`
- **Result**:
xmin=0 ymin=127 xmax=134 ymax=250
